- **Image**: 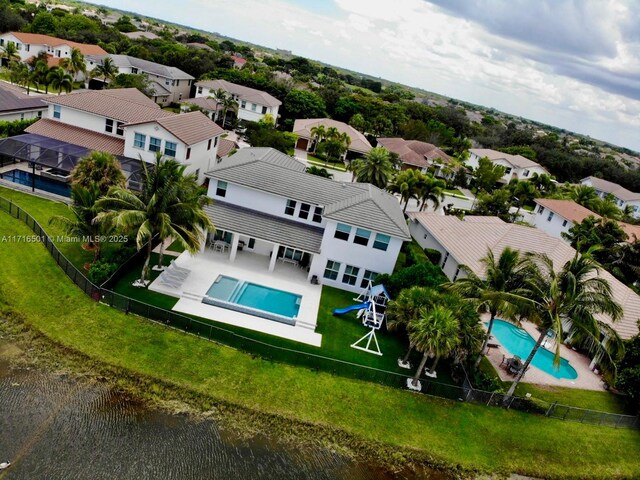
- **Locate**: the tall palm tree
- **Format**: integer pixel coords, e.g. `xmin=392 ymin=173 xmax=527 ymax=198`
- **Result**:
xmin=71 ymin=151 xmax=126 ymax=197
xmin=447 ymin=247 xmax=534 ymax=367
xmin=510 ymin=180 xmax=538 ymax=216
xmin=95 ymin=155 xmax=213 ymax=284
xmin=309 ymin=124 xmax=326 ymax=153
xmin=47 ymin=67 xmax=74 ymax=95
xmin=565 ymin=184 xmax=600 ymax=211
xmin=59 ymin=47 xmax=86 ymax=80
xmin=418 ymin=174 xmax=446 ymax=212
xmin=220 ymin=95 xmax=238 ymax=127
xmin=352 ymin=147 xmax=395 ymax=188
xmin=504 ymin=251 xmax=624 ymax=398
xmin=387 ymin=169 xmax=424 ymax=212
xmin=207 ymin=88 xmax=228 ymax=122
xmin=0 ymin=41 xmax=20 ymax=65
xmin=408 ymin=305 xmax=460 ymax=387
xmin=8 ymin=60 xmax=29 ymax=88
xmin=91 ymin=56 xmax=119 ymax=85
xmin=31 ymin=60 xmax=50 ymax=93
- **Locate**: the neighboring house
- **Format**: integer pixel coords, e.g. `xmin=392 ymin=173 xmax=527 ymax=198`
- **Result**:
xmin=123 ymin=31 xmax=160 ymax=40
xmin=376 ymin=137 xmax=454 ymax=177
xmin=533 ymin=198 xmax=640 ymax=243
xmin=230 ymin=55 xmax=247 ymax=68
xmin=408 ymin=212 xmax=640 ymax=347
xmin=179 ymin=97 xmax=221 ymax=120
xmin=25 ymin=88 xmax=223 ymax=183
xmin=467 ymin=148 xmax=548 ymax=183
xmin=293 ymin=118 xmax=372 ymax=160
xmin=216 ymin=138 xmax=238 ymax=160
xmin=85 ymin=55 xmax=194 ymax=104
xmin=0 ymin=32 xmax=106 ymax=66
xmin=580 ymin=176 xmax=640 ymax=218
xmin=195 ymin=79 xmax=281 ymax=123
xmin=186 ymin=42 xmax=213 ymax=51
xmin=0 ymin=82 xmax=48 ymax=121
xmin=204 ymin=148 xmax=410 ymax=293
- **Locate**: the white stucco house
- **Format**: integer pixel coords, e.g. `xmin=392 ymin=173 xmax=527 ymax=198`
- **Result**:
xmin=203 ymin=148 xmax=411 ymax=294
xmin=293 ymin=118 xmax=372 ymax=160
xmin=194 ymin=79 xmax=282 ymax=123
xmin=467 ymin=148 xmax=548 ymax=183
xmin=0 ymin=32 xmax=106 ymax=66
xmin=581 ymin=176 xmax=640 ymax=218
xmin=0 ymin=82 xmax=48 ymax=121
xmin=376 ymin=137 xmax=455 ymax=177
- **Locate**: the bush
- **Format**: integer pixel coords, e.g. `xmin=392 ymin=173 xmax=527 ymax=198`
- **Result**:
xmin=88 ymin=259 xmax=118 ymax=285
xmin=104 ymin=245 xmax=137 ymax=266
xmin=403 ymin=241 xmax=430 ymax=266
xmin=424 ymin=248 xmax=442 ymax=265
xmin=0 ymin=118 xmax=39 ymax=138
xmin=374 ymin=263 xmax=447 ymax=298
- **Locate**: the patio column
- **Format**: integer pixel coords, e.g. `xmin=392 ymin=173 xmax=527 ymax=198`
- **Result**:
xmin=268 ymin=243 xmax=279 ymax=272
xmin=229 ymin=233 xmax=240 ymax=262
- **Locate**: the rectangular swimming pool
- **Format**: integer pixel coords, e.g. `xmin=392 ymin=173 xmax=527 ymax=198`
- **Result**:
xmin=203 ymin=275 xmax=302 ymax=325
xmin=1 ymin=169 xmax=71 ymax=197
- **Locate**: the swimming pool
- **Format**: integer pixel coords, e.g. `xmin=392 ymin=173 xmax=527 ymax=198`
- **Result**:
xmin=488 ymin=319 xmax=578 ymax=380
xmin=0 ymin=169 xmax=71 ymax=197
xmin=203 ymin=275 xmax=301 ymax=325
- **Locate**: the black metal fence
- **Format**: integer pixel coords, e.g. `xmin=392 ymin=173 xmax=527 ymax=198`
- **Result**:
xmin=2 ymin=195 xmax=638 ymax=429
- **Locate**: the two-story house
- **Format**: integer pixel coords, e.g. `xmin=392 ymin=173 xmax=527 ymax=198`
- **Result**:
xmin=203 ymin=148 xmax=411 ymax=293
xmin=23 ymin=88 xmax=223 ymax=184
xmin=376 ymin=137 xmax=454 ymax=178
xmin=0 ymin=32 xmax=106 ymax=67
xmin=580 ymin=176 xmax=640 ymax=218
xmin=293 ymin=118 xmax=372 ymax=160
xmin=85 ymin=55 xmax=194 ymax=104
xmin=467 ymin=148 xmax=548 ymax=183
xmin=0 ymin=82 xmax=48 ymax=121
xmin=194 ymin=79 xmax=282 ymax=123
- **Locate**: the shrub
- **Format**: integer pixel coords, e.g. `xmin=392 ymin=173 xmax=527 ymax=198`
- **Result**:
xmin=404 ymin=241 xmax=430 ymax=266
xmin=88 ymin=259 xmax=118 ymax=285
xmin=0 ymin=118 xmax=38 ymax=138
xmin=424 ymin=248 xmax=442 ymax=265
xmin=374 ymin=263 xmax=447 ymax=298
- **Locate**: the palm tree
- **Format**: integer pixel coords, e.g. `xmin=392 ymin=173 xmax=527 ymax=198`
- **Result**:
xmin=387 ymin=169 xmax=423 ymax=212
xmin=207 ymin=88 xmax=228 ymax=122
xmin=445 ymin=292 xmax=484 ymax=365
xmin=447 ymin=247 xmax=534 ymax=367
xmin=31 ymin=60 xmax=49 ymax=93
xmin=408 ymin=305 xmax=460 ymax=388
xmin=91 ymin=56 xmax=119 ymax=85
xmin=8 ymin=60 xmax=29 ymax=88
xmin=95 ymin=155 xmax=214 ymax=284
xmin=510 ymin=180 xmax=538 ymax=216
xmin=352 ymin=147 xmax=395 ymax=188
xmin=418 ymin=174 xmax=446 ymax=212
xmin=305 ymin=165 xmax=333 ymax=178
xmin=309 ymin=124 xmax=327 ymax=152
xmin=59 ymin=47 xmax=85 ymax=80
xmin=529 ymin=173 xmax=555 ymax=195
xmin=504 ymin=251 xmax=624 ymax=399
xmin=220 ymin=95 xmax=238 ymax=127
xmin=72 ymin=151 xmax=126 ymax=197
xmin=47 ymin=67 xmax=74 ymax=95
xmin=0 ymin=41 xmax=20 ymax=65
xmin=565 ymin=184 xmax=600 ymax=211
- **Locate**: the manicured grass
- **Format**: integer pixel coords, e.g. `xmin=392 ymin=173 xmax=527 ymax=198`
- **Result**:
xmin=444 ymin=188 xmax=464 ymax=196
xmin=167 ymin=239 xmax=186 ymax=253
xmin=1 ymin=210 xmax=639 ymax=479
xmin=306 ymin=156 xmax=348 ymax=172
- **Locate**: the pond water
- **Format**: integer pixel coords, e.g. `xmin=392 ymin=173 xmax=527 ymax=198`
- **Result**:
xmin=0 ymin=365 xmax=448 ymax=480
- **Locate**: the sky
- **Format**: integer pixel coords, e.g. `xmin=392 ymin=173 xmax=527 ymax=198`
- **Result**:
xmin=97 ymin=0 xmax=640 ymax=151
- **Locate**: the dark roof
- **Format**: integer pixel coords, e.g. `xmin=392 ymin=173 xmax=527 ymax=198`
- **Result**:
xmin=0 ymin=83 xmax=48 ymax=114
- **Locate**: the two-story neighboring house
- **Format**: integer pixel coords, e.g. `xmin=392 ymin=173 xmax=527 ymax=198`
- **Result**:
xmin=203 ymin=148 xmax=411 ymax=293
xmin=194 ymin=79 xmax=282 ymax=123
xmin=467 ymin=148 xmax=548 ymax=183
xmin=85 ymin=55 xmax=194 ymax=104
xmin=0 ymin=32 xmax=106 ymax=67
xmin=0 ymin=82 xmax=48 ymax=121
xmin=293 ymin=118 xmax=372 ymax=160
xmin=376 ymin=137 xmax=454 ymax=178
xmin=23 ymin=88 xmax=223 ymax=183
xmin=580 ymin=176 xmax=640 ymax=218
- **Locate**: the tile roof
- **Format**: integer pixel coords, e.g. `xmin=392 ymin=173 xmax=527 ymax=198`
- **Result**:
xmin=86 ymin=54 xmax=194 ymax=80
xmin=581 ymin=176 xmax=640 ymax=202
xmin=377 ymin=137 xmax=452 ymax=168
xmin=126 ymin=111 xmax=223 ymax=146
xmin=25 ymin=119 xmax=124 ymax=155
xmin=8 ymin=32 xmax=107 ymax=55
xmin=0 ymin=82 xmax=48 ymax=114
xmin=205 ymin=148 xmax=410 ymax=239
xmin=470 ymin=148 xmax=546 ymax=170
xmin=123 ymin=31 xmax=160 ymax=40
xmin=196 ymin=79 xmax=282 ymax=107
xmin=45 ymin=88 xmax=173 ymax=123
xmin=293 ymin=118 xmax=372 ymax=154
xmin=204 ymin=201 xmax=324 ymax=253
xmin=408 ymin=212 xmax=640 ymax=339
xmin=181 ymin=97 xmax=222 ymax=112
xmin=216 ymin=138 xmax=238 ymax=158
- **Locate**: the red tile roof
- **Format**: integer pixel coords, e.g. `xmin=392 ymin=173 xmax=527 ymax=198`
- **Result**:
xmin=9 ymin=32 xmax=107 ymax=56
xmin=26 ymin=119 xmax=124 ymax=155
xmin=126 ymin=111 xmax=224 ymax=146
xmin=377 ymin=137 xmax=452 ymax=168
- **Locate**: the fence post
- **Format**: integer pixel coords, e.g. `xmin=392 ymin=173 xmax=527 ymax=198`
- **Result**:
xmin=487 ymin=392 xmax=494 ymax=406
xmin=546 ymin=401 xmax=557 ymax=417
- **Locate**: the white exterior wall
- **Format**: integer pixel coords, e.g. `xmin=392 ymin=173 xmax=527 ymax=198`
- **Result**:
xmin=531 ymin=205 xmax=574 ymax=241
xmin=195 ymin=86 xmax=279 ymax=123
xmin=580 ymin=178 xmax=640 ymax=218
xmin=467 ymin=152 xmax=546 ymax=183
xmin=0 ymin=108 xmax=46 ymax=121
xmin=47 ymin=104 xmax=120 ymax=136
xmin=409 ymin=219 xmax=464 ymax=281
xmin=0 ymin=33 xmax=73 ymax=62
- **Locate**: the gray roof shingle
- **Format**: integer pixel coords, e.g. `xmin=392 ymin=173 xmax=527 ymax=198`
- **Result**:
xmin=87 ymin=54 xmax=194 ymax=80
xmin=196 ymin=79 xmax=282 ymax=107
xmin=0 ymin=83 xmax=48 ymax=114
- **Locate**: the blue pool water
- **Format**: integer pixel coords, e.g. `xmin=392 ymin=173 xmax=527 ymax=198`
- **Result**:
xmin=1 ymin=169 xmax=71 ymax=197
xmin=204 ymin=275 xmax=302 ymax=320
xmin=488 ymin=319 xmax=578 ymax=380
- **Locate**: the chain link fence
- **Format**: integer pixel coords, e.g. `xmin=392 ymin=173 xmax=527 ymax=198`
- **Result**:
xmin=2 ymin=195 xmax=638 ymax=429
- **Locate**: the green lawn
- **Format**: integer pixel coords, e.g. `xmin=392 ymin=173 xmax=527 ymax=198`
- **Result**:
xmin=306 ymin=155 xmax=348 ymax=172
xmin=444 ymin=188 xmax=464 ymax=196
xmin=1 ymin=210 xmax=639 ymax=479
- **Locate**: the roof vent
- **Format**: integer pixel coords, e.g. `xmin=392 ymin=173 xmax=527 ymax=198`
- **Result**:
xmin=341 ymin=183 xmax=346 ymax=188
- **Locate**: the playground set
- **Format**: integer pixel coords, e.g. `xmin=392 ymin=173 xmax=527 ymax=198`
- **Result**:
xmin=333 ymin=282 xmax=391 ymax=356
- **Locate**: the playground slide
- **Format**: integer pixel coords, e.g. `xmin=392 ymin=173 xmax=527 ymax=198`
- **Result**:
xmin=333 ymin=302 xmax=370 ymax=316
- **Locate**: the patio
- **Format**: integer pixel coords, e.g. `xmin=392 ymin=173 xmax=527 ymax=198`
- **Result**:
xmin=149 ymin=247 xmax=323 ymax=346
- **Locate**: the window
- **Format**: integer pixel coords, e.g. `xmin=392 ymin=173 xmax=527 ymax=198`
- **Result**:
xmin=547 ymin=212 xmax=554 ymax=222
xmin=372 ymin=233 xmax=390 ymax=251
xmin=25 ymin=44 xmax=29 ymax=52
xmin=215 ymin=180 xmax=227 ymax=197
xmin=37 ymin=111 xmax=42 ymax=118
xmin=562 ymin=219 xmax=568 ymax=227
xmin=537 ymin=205 xmax=545 ymax=214
xmin=453 ymin=268 xmax=461 ymax=281
xmin=504 ymin=167 xmax=512 ymax=174
xmin=323 ymin=260 xmax=341 ymax=281
xmin=149 ymin=137 xmax=161 ymax=152
xmin=262 ymin=106 xmax=267 ymax=114
xmin=248 ymin=238 xmax=255 ymax=249
xmin=423 ymin=233 xmax=428 ymax=239
xmin=116 ymin=122 xmax=124 ymax=136
xmin=342 ymin=265 xmax=360 ymax=286
xmin=133 ymin=133 xmax=146 ymax=149
xmin=523 ymin=169 xmax=530 ymax=177
xmin=214 ymin=136 xmax=219 ymax=147
xmin=241 ymin=100 xmax=246 ymax=109
xmin=105 ymin=118 xmax=113 ymax=133
xmin=442 ymin=252 xmax=450 ymax=268
xmin=360 ymin=270 xmax=378 ymax=288
xmin=131 ymin=67 xmax=138 ymax=74
xmin=164 ymin=141 xmax=177 ymax=157
xmin=186 ymin=147 xmax=191 ymax=160
xmin=312 ymin=206 xmax=323 ymax=223
xmin=298 ymin=203 xmax=311 ymax=220
xmin=284 ymin=199 xmax=296 ymax=216
xmin=251 ymin=103 xmax=257 ymax=111
xmin=194 ymin=168 xmax=199 ymax=179
xmin=353 ymin=228 xmax=371 ymax=246
xmin=280 ymin=247 xmax=302 ymax=261
xmin=334 ymin=223 xmax=351 ymax=241
xmin=207 ymin=138 xmax=212 ymax=150
xmin=197 ymin=86 xmax=203 ymax=94
xmin=53 ymin=105 xmax=61 ymax=119
xmin=176 ymin=80 xmax=180 ymax=86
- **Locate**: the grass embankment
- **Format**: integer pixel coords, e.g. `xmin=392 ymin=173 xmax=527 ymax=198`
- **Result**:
xmin=1 ymin=211 xmax=639 ymax=479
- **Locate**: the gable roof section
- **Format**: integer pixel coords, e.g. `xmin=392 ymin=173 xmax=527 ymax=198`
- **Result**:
xmin=181 ymin=97 xmax=221 ymax=112
xmin=86 ymin=54 xmax=194 ymax=80
xmin=196 ymin=79 xmax=281 ymax=107
xmin=377 ymin=137 xmax=452 ymax=168
xmin=45 ymin=88 xmax=173 ymax=123
xmin=470 ymin=148 xmax=545 ymax=170
xmin=127 ymin=111 xmax=224 ymax=146
xmin=206 ymin=148 xmax=409 ymax=239
xmin=8 ymin=32 xmax=107 ymax=56
xmin=25 ymin=119 xmax=124 ymax=155
xmin=534 ymin=198 xmax=599 ymax=224
xmin=581 ymin=176 xmax=640 ymax=202
xmin=408 ymin=212 xmax=640 ymax=339
xmin=0 ymin=82 xmax=48 ymax=113
xmin=293 ymin=118 xmax=372 ymax=154
xmin=216 ymin=138 xmax=238 ymax=158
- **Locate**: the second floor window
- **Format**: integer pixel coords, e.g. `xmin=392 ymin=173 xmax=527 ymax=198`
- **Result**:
xmin=298 ymin=203 xmax=310 ymax=220
xmin=262 ymin=106 xmax=267 ymax=114
xmin=197 ymin=86 xmax=203 ymax=94
xmin=216 ymin=180 xmax=227 ymax=197
xmin=164 ymin=141 xmax=177 ymax=157
xmin=251 ymin=103 xmax=257 ymax=111
xmin=207 ymin=138 xmax=212 ymax=150
xmin=353 ymin=228 xmax=371 ymax=246
xmin=334 ymin=223 xmax=351 ymax=241
xmin=284 ymin=199 xmax=296 ymax=216
xmin=312 ymin=206 xmax=323 ymax=223
xmin=372 ymin=233 xmax=390 ymax=251
xmin=53 ymin=105 xmax=61 ymax=119
xmin=241 ymin=100 xmax=246 ymax=109
xmin=105 ymin=118 xmax=113 ymax=133
xmin=134 ymin=133 xmax=146 ymax=149
xmin=186 ymin=147 xmax=191 ymax=160
xmin=149 ymin=137 xmax=161 ymax=152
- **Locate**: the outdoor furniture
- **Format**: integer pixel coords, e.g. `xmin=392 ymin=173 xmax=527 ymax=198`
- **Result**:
xmin=506 ymin=356 xmax=524 ymax=375
xmin=310 ymin=275 xmax=319 ymax=285
xmin=279 ymin=257 xmax=298 ymax=266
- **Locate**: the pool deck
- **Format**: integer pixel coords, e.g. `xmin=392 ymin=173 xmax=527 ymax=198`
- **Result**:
xmin=483 ymin=315 xmax=607 ymax=391
xmin=149 ymin=248 xmax=323 ymax=346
